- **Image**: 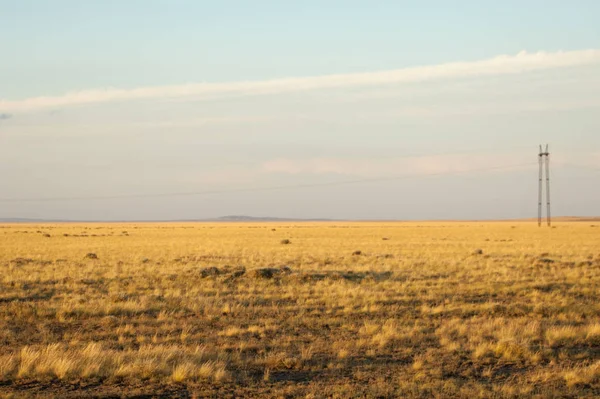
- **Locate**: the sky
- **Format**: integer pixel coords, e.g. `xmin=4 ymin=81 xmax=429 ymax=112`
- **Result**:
xmin=1 ymin=0 xmax=599 ymax=220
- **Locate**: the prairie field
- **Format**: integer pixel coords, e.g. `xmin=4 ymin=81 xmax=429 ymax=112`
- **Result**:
xmin=1 ymin=221 xmax=600 ymax=398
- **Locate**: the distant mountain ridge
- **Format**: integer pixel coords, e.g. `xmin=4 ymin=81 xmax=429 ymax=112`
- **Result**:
xmin=0 ymin=216 xmax=598 ymax=223
xmin=213 ymin=215 xmax=332 ymax=222
xmin=0 ymin=215 xmax=333 ymax=223
xmin=0 ymin=217 xmax=72 ymax=223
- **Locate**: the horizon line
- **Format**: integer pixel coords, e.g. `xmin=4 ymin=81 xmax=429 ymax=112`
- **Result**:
xmin=1 ymin=216 xmax=599 ymax=224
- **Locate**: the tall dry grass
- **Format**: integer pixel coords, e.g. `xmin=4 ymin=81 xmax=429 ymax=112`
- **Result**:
xmin=0 ymin=221 xmax=599 ymax=397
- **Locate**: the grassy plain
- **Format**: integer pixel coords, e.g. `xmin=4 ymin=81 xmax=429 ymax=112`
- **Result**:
xmin=0 ymin=221 xmax=599 ymax=398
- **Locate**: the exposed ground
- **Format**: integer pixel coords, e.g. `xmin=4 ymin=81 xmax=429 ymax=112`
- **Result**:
xmin=1 ymin=222 xmax=599 ymax=398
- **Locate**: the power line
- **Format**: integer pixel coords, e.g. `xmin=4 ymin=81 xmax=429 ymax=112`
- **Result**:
xmin=3 ymin=144 xmax=534 ymax=173
xmin=557 ymin=163 xmax=600 ymax=172
xmin=0 ymin=162 xmax=535 ymax=203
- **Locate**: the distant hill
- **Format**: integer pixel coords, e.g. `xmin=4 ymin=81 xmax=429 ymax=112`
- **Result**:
xmin=0 ymin=216 xmax=598 ymax=223
xmin=0 ymin=217 xmax=72 ymax=223
xmin=0 ymin=215 xmax=333 ymax=223
xmin=552 ymin=216 xmax=600 ymax=222
xmin=212 ymin=215 xmax=332 ymax=222
xmin=500 ymin=216 xmax=600 ymax=223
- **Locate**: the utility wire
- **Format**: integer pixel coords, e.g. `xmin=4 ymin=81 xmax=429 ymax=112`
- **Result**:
xmin=0 ymin=162 xmax=536 ymax=203
xmin=3 ymin=144 xmax=534 ymax=172
xmin=557 ymin=163 xmax=600 ymax=172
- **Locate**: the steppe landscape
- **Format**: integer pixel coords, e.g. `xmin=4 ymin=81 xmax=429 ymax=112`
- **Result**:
xmin=1 ymin=221 xmax=599 ymax=398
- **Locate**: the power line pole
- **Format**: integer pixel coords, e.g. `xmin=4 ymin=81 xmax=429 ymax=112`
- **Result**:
xmin=538 ymin=144 xmax=551 ymax=227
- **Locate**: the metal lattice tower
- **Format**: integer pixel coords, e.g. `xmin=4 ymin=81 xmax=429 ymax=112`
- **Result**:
xmin=538 ymin=144 xmax=551 ymax=227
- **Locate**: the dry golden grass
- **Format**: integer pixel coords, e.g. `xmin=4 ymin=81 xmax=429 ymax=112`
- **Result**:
xmin=0 ymin=221 xmax=599 ymax=398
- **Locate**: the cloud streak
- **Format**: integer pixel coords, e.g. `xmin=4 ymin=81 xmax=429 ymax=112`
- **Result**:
xmin=261 ymin=154 xmax=531 ymax=178
xmin=2 ymin=49 xmax=600 ymax=113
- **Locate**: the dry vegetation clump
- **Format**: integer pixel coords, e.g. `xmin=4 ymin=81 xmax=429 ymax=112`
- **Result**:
xmin=0 ymin=221 xmax=599 ymax=397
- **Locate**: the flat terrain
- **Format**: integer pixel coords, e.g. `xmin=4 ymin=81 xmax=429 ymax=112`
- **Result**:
xmin=1 ymin=222 xmax=599 ymax=398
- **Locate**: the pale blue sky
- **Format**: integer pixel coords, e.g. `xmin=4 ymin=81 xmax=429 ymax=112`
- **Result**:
xmin=3 ymin=0 xmax=600 ymax=98
xmin=1 ymin=1 xmax=599 ymax=220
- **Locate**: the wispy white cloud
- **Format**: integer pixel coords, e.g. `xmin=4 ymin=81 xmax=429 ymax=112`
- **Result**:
xmin=2 ymin=49 xmax=600 ymax=113
xmin=261 ymin=154 xmax=531 ymax=178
